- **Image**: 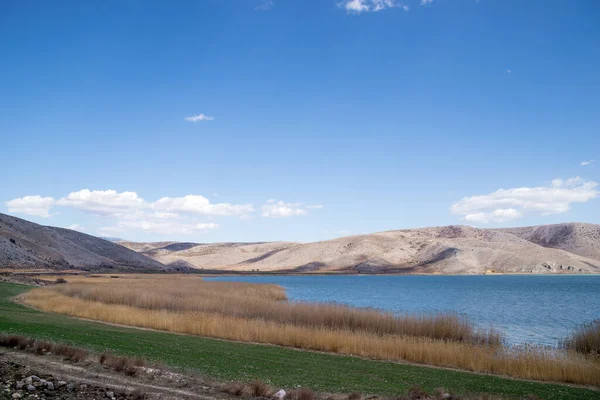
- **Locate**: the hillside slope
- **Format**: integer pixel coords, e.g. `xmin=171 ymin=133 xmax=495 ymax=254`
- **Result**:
xmin=120 ymin=224 xmax=600 ymax=274
xmin=499 ymin=223 xmax=600 ymax=262
xmin=0 ymin=213 xmax=167 ymax=271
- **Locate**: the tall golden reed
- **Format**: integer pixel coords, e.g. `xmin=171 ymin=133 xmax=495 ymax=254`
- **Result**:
xmin=21 ymin=278 xmax=600 ymax=386
xmin=48 ymin=278 xmax=499 ymax=345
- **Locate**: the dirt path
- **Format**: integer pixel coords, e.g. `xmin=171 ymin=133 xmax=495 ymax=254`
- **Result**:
xmin=0 ymin=349 xmax=227 ymax=399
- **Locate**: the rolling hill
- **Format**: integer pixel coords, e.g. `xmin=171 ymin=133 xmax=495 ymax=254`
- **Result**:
xmin=0 ymin=213 xmax=167 ymax=271
xmin=119 ymin=223 xmax=600 ymax=274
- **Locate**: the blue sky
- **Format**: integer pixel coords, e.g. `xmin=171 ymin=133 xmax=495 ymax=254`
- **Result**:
xmin=1 ymin=0 xmax=599 ymax=243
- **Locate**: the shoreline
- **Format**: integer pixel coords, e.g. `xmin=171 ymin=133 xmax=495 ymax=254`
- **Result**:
xmin=3 ymin=269 xmax=600 ymax=278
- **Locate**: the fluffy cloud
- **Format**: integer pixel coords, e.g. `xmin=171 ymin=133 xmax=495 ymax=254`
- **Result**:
xmin=57 ymin=189 xmax=144 ymax=216
xmin=99 ymin=221 xmax=219 ymax=236
xmin=5 ymin=189 xmax=258 ymax=236
xmin=153 ymin=195 xmax=254 ymax=216
xmin=6 ymin=190 xmax=324 ymax=235
xmin=340 ymin=0 xmax=407 ymax=13
xmin=185 ymin=113 xmax=214 ymax=122
xmin=451 ymin=177 xmax=599 ymax=223
xmin=5 ymin=195 xmax=56 ymax=217
xmin=463 ymin=208 xmax=522 ymax=224
xmin=67 ymin=224 xmax=86 ymax=232
xmin=261 ymin=200 xmax=321 ymax=218
xmin=581 ymin=159 xmax=596 ymax=166
xmin=420 ymin=0 xmax=432 ymax=4
xmin=6 ymin=189 xmax=253 ymax=219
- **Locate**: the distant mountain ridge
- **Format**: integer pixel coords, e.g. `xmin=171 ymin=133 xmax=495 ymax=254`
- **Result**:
xmin=119 ymin=223 xmax=600 ymax=274
xmin=0 ymin=213 xmax=167 ymax=271
xmin=2 ymin=212 xmax=599 ymax=274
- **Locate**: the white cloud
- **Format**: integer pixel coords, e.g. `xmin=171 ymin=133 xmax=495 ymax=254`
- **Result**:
xmin=5 ymin=195 xmax=56 ymax=217
xmin=99 ymin=221 xmax=219 ymax=236
xmin=255 ymin=0 xmax=274 ymax=10
xmin=451 ymin=177 xmax=599 ymax=223
xmin=343 ymin=0 xmax=368 ymax=12
xmin=261 ymin=200 xmax=322 ymax=218
xmin=153 ymin=195 xmax=254 ymax=216
xmin=581 ymin=159 xmax=596 ymax=166
xmin=6 ymin=189 xmax=259 ymax=237
xmin=506 ymin=69 xmax=512 ymax=74
xmin=420 ymin=0 xmax=432 ymax=4
xmin=463 ymin=208 xmax=522 ymax=224
xmin=57 ymin=189 xmax=145 ymax=217
xmin=185 ymin=113 xmax=215 ymax=122
xmin=339 ymin=0 xmax=407 ymax=13
xmin=67 ymin=224 xmax=86 ymax=232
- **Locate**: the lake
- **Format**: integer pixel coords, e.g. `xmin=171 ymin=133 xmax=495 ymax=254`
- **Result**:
xmin=206 ymin=274 xmax=600 ymax=347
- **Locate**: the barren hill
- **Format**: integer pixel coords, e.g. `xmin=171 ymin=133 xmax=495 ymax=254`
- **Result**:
xmin=0 ymin=213 xmax=167 ymax=271
xmin=498 ymin=223 xmax=600 ymax=262
xmin=120 ymin=224 xmax=600 ymax=274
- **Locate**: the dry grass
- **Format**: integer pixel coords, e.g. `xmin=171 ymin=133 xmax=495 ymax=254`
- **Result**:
xmin=0 ymin=334 xmax=89 ymax=362
xmin=100 ymin=352 xmax=146 ymax=376
xmin=223 ymin=382 xmax=250 ymax=396
xmin=33 ymin=273 xmax=199 ymax=285
xmin=250 ymin=380 xmax=274 ymax=397
xmin=48 ymin=278 xmax=498 ymax=345
xmin=561 ymin=319 xmax=600 ymax=355
xmin=287 ymin=388 xmax=317 ymax=400
xmin=22 ymin=282 xmax=600 ymax=386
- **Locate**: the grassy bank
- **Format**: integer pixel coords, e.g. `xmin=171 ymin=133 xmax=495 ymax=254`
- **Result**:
xmin=0 ymin=282 xmax=598 ymax=399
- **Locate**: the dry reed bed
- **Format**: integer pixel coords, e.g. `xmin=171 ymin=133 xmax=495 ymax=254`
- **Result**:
xmin=561 ymin=320 xmax=600 ymax=355
xmin=51 ymin=280 xmax=498 ymax=345
xmin=23 ymin=287 xmax=600 ymax=386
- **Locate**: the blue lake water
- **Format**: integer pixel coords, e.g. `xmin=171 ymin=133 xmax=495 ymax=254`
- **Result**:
xmin=206 ymin=275 xmax=600 ymax=347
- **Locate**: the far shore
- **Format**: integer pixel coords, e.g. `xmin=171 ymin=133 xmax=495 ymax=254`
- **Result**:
xmin=2 ymin=269 xmax=599 ymax=279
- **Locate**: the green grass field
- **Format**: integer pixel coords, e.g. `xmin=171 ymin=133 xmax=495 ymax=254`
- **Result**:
xmin=0 ymin=282 xmax=598 ymax=399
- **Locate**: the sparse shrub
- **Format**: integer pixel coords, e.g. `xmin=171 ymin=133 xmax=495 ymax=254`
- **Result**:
xmin=223 ymin=382 xmax=247 ymax=396
xmin=54 ymin=344 xmax=89 ymax=362
xmin=297 ymin=388 xmax=316 ymax=400
xmin=33 ymin=340 xmax=54 ymax=354
xmin=2 ymin=335 xmax=32 ymax=350
xmin=406 ymin=386 xmax=429 ymax=400
xmin=113 ymin=357 xmax=130 ymax=372
xmin=348 ymin=392 xmax=362 ymax=400
xmin=0 ymin=335 xmax=33 ymax=350
xmin=250 ymin=380 xmax=272 ymax=397
xmin=286 ymin=388 xmax=316 ymax=400
xmin=132 ymin=357 xmax=146 ymax=367
xmin=55 ymin=278 xmax=67 ymax=284
xmin=99 ymin=352 xmax=140 ymax=376
xmin=561 ymin=319 xmax=600 ymax=355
